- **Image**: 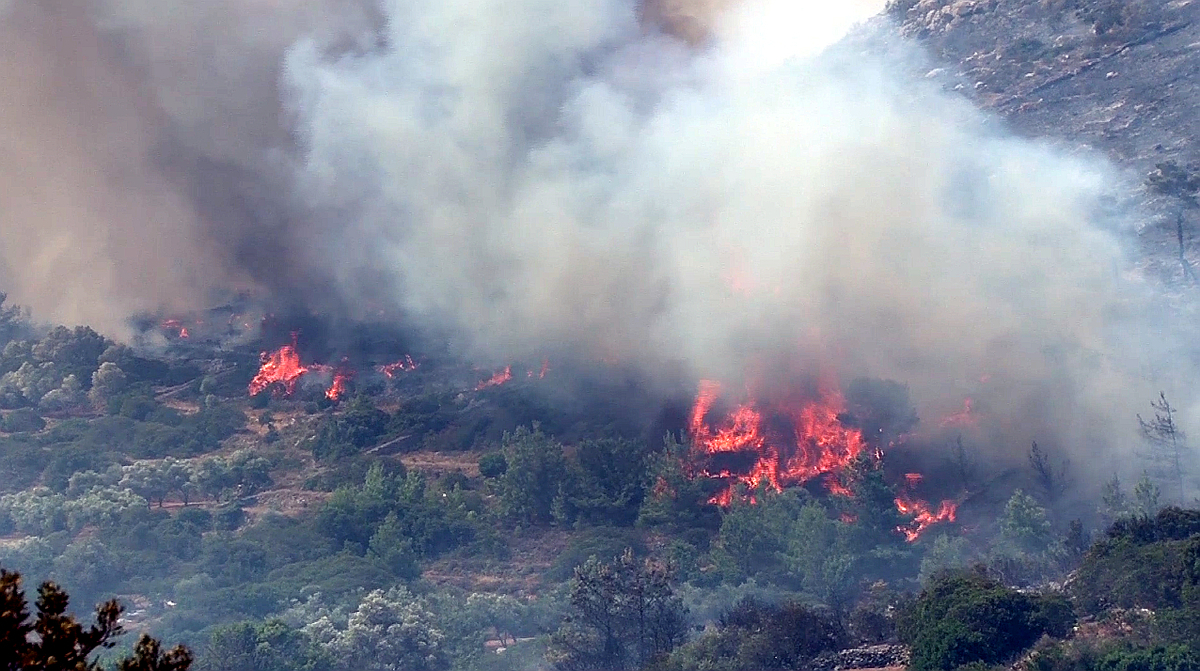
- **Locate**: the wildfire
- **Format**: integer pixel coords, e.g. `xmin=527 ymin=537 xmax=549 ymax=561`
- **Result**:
xmin=248 ymin=335 xmax=309 ymax=397
xmin=894 ymin=496 xmax=958 ymax=542
xmin=939 ymin=398 xmax=975 ymax=428
xmin=687 ymin=380 xmax=959 ymax=539
xmin=161 ymin=319 xmax=190 ymax=339
xmin=326 ymin=369 xmax=353 ymax=401
xmin=688 ymin=380 xmax=866 ymax=504
xmin=476 ymin=366 xmax=513 ymax=390
xmin=377 ymin=356 xmax=419 ymax=378
xmin=526 ymin=359 xmax=550 ymax=379
xmin=894 ymin=472 xmax=958 ymax=542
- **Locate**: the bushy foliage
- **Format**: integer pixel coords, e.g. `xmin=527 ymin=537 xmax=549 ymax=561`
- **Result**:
xmin=657 ymin=598 xmax=846 ymax=671
xmin=1030 ymin=639 xmax=1200 ymax=671
xmin=200 ymin=619 xmax=331 ymax=671
xmin=898 ymin=569 xmax=1075 ymax=671
xmin=303 ymin=586 xmax=448 ymax=671
xmin=1070 ymin=507 xmax=1200 ymax=614
xmin=308 ymin=397 xmax=391 ymax=461
xmin=317 ymin=463 xmax=478 ymax=560
xmin=478 ymin=452 xmax=507 ymax=479
xmin=1 ymin=408 xmax=46 ymax=433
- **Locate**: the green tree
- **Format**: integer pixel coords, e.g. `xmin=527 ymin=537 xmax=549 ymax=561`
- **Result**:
xmin=89 ymin=363 xmax=129 ymax=406
xmin=548 ymin=549 xmax=688 ymax=671
xmin=0 ymin=293 xmax=30 ymax=347
xmin=637 ymin=435 xmax=719 ymax=531
xmin=712 ymin=488 xmax=806 ymax=582
xmin=200 ymin=619 xmax=329 ymax=671
xmin=569 ymin=438 xmax=650 ymax=526
xmin=367 ymin=512 xmax=420 ymax=580
xmin=996 ymin=489 xmax=1053 ymax=556
xmin=659 ymin=598 xmax=845 ymax=671
xmin=498 ymin=425 xmax=570 ymax=526
xmin=1101 ymin=474 xmax=1132 ymax=524
xmin=1135 ymin=474 xmax=1163 ymax=517
xmin=303 ymin=586 xmax=446 ymax=671
xmin=919 ymin=534 xmax=972 ymax=584
xmin=0 ymin=568 xmax=191 ymax=670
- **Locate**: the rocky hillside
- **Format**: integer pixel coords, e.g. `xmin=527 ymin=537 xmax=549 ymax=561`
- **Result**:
xmin=890 ymin=0 xmax=1200 ymax=282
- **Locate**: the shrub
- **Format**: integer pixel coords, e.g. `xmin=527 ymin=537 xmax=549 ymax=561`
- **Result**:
xmin=1070 ymin=511 xmax=1200 ymax=614
xmin=478 ymin=452 xmax=507 ymax=479
xmin=899 ymin=569 xmax=1076 ymax=671
xmin=659 ymin=598 xmax=845 ymax=671
xmin=0 ymin=408 xmax=45 ymax=433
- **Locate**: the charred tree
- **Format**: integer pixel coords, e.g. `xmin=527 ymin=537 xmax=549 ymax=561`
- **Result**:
xmin=1147 ymin=161 xmax=1200 ymax=284
xmin=1137 ymin=392 xmax=1190 ymax=505
xmin=1028 ymin=442 xmax=1071 ymax=503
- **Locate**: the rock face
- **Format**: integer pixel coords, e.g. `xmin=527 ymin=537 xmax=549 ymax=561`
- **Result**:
xmin=808 ymin=643 xmax=912 ymax=671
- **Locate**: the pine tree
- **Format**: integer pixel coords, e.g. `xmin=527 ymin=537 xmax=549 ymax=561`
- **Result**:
xmin=1 ymin=569 xmax=192 ymax=671
xmin=1137 ymin=392 xmax=1190 ymax=504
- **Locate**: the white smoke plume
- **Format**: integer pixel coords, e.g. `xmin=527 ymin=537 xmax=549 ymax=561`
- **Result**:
xmin=281 ymin=0 xmax=1181 ymax=482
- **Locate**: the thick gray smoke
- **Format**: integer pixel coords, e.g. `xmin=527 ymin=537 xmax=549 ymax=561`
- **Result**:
xmin=0 ymin=0 xmax=381 ymax=334
xmin=282 ymin=0 xmax=1177 ymax=478
xmin=0 ymin=0 xmax=1190 ymax=486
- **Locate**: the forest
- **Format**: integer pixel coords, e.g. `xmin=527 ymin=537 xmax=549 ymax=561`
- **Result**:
xmin=0 ymin=291 xmax=1198 ymax=671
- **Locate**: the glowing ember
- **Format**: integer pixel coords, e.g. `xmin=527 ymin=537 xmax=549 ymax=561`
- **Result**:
xmin=476 ymin=366 xmax=513 ymax=390
xmin=894 ymin=496 xmax=958 ymax=542
xmin=161 ymin=319 xmax=190 ymax=339
xmin=689 ymin=380 xmax=866 ymax=504
xmin=939 ymin=398 xmax=975 ymax=428
xmin=527 ymin=359 xmax=550 ymax=379
xmin=377 ymin=356 xmax=419 ymax=378
xmin=248 ymin=335 xmax=309 ymax=397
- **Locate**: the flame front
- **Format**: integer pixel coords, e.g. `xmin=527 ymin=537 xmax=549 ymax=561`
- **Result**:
xmin=248 ymin=336 xmax=309 ymax=396
xmin=476 ymin=366 xmax=513 ymax=390
xmin=894 ymin=497 xmax=958 ymax=542
xmin=893 ymin=472 xmax=958 ymax=542
xmin=689 ymin=380 xmax=865 ymax=504
xmin=377 ymin=356 xmax=419 ymax=378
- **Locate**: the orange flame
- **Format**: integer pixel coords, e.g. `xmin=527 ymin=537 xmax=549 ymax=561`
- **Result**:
xmin=893 ymin=471 xmax=957 ymax=541
xmin=689 ymin=380 xmax=866 ymax=504
xmin=161 ymin=319 xmax=190 ymax=339
xmin=377 ymin=356 xmax=419 ymax=378
xmin=894 ymin=497 xmax=958 ymax=542
xmin=476 ymin=366 xmax=513 ymax=390
xmin=248 ymin=335 xmax=309 ymax=397
xmin=326 ymin=369 xmax=353 ymax=401
xmin=526 ymin=359 xmax=550 ymax=379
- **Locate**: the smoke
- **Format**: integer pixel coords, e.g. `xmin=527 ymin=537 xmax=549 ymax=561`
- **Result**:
xmin=0 ymin=0 xmax=1190 ymax=484
xmin=0 ymin=0 xmax=380 ymax=334
xmin=280 ymin=0 xmax=1180 ymax=478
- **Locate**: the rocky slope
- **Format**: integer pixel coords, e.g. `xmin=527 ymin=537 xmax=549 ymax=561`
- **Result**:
xmin=891 ymin=0 xmax=1200 ymax=284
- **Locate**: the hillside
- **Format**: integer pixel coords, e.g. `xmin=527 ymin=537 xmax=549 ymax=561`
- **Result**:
xmin=891 ymin=0 xmax=1200 ymax=281
xmin=3 ymin=1 xmax=1200 ymax=671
